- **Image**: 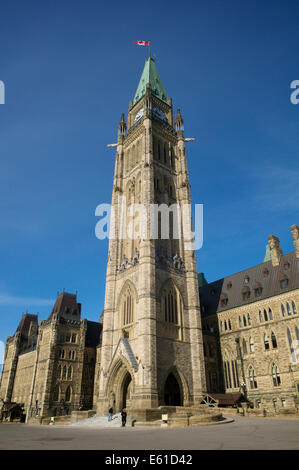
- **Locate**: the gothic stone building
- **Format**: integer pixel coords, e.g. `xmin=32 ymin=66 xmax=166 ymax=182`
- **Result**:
xmin=0 ymin=292 xmax=101 ymax=422
xmin=199 ymin=227 xmax=299 ymax=412
xmin=0 ymin=58 xmax=299 ymax=422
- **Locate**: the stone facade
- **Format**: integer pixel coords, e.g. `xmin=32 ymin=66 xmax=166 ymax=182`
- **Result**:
xmin=0 ymin=292 xmax=101 ymax=422
xmin=96 ymin=57 xmax=206 ymax=415
xmin=199 ymin=227 xmax=299 ymax=414
xmin=1 ymin=59 xmax=298 ymax=423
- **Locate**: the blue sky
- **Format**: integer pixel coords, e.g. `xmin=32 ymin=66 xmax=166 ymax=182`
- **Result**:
xmin=0 ymin=0 xmax=299 ymax=344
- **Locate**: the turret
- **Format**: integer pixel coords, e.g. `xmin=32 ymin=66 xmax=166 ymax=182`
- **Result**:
xmin=118 ymin=113 xmax=127 ymax=142
xmin=268 ymin=235 xmax=283 ymax=267
xmin=291 ymin=224 xmax=299 ymax=258
xmin=174 ymin=109 xmax=184 ymax=139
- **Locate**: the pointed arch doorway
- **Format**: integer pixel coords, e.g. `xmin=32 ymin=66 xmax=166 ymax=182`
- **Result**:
xmin=121 ymin=371 xmax=132 ymax=410
xmin=164 ymin=373 xmax=182 ymax=406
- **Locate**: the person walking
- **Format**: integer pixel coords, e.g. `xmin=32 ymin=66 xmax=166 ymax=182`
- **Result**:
xmin=121 ymin=408 xmax=127 ymax=427
xmin=108 ymin=407 xmax=113 ymax=422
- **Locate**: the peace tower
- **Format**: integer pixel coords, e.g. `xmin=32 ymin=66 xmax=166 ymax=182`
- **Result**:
xmin=96 ymin=57 xmax=206 ymax=415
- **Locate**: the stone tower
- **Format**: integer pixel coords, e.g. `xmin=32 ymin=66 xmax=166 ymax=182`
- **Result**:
xmin=97 ymin=57 xmax=206 ymax=415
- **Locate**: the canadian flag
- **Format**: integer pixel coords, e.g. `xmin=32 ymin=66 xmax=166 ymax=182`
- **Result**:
xmin=134 ymin=40 xmax=150 ymax=46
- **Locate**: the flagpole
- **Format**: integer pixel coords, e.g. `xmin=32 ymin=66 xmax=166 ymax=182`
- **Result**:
xmin=149 ymin=41 xmax=151 ymax=59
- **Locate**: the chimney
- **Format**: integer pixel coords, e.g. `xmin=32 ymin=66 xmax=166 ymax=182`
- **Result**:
xmin=268 ymin=235 xmax=283 ymax=267
xmin=291 ymin=224 xmax=299 ymax=258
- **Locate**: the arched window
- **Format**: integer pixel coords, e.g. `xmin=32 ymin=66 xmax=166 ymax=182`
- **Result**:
xmin=57 ymin=365 xmax=61 ymax=378
xmin=243 ymin=338 xmax=247 ymax=354
xmin=224 ymin=320 xmax=227 ymax=331
xmin=259 ymin=311 xmax=263 ymax=322
xmin=220 ymin=321 xmax=223 ymax=332
xmin=121 ymin=285 xmax=135 ymax=326
xmin=68 ymin=350 xmax=72 ymax=360
xmin=67 ymin=366 xmax=72 ymax=380
xmin=268 ymin=308 xmax=273 ymax=320
xmin=292 ymin=301 xmax=297 ymax=315
xmin=239 ymin=316 xmax=242 ymax=328
xmin=264 ymin=309 xmax=268 ymax=321
xmin=248 ymin=367 xmax=258 ymax=389
xmin=271 ymin=332 xmax=277 ymax=349
xmin=249 ymin=337 xmax=255 ymax=353
xmin=287 ymin=303 xmax=291 ymax=316
xmin=264 ymin=333 xmax=270 ymax=350
xmin=72 ymin=351 xmax=75 ymax=360
xmin=247 ymin=314 xmax=251 ymax=325
xmin=228 ymin=319 xmax=232 ymax=330
xmin=272 ymin=364 xmax=281 ymax=387
xmin=53 ymin=385 xmax=60 ymax=402
xmin=62 ymin=366 xmax=67 ymax=379
xmin=281 ymin=304 xmax=285 ymax=317
xmin=287 ymin=328 xmax=296 ymax=363
xmin=65 ymin=386 xmax=72 ymax=402
xmin=161 ymin=282 xmax=182 ymax=325
xmin=243 ymin=315 xmax=247 ymax=327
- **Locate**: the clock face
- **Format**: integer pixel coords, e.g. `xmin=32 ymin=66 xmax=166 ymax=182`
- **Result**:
xmin=152 ymin=107 xmax=168 ymax=123
xmin=134 ymin=108 xmax=144 ymax=123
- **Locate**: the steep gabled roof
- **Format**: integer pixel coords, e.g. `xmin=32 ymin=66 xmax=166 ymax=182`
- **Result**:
xmin=133 ymin=57 xmax=168 ymax=106
xmin=49 ymin=292 xmax=81 ymax=320
xmin=199 ymin=251 xmax=299 ymax=316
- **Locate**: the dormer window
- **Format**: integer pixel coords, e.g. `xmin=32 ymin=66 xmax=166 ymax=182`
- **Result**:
xmin=242 ymin=286 xmax=250 ymax=300
xmin=244 ymin=275 xmax=250 ymax=284
xmin=220 ymin=293 xmax=228 ymax=308
xmin=263 ymin=268 xmax=269 ymax=278
xmin=253 ymin=282 xmax=262 ymax=297
xmin=280 ymin=274 xmax=288 ymax=289
xmin=227 ymin=282 xmax=232 ymax=290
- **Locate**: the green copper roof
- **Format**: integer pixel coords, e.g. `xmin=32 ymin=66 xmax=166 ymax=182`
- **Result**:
xmin=264 ymin=244 xmax=271 ymax=262
xmin=133 ymin=57 xmax=168 ymax=106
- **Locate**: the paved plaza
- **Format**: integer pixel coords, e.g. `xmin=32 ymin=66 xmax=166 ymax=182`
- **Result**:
xmin=0 ymin=416 xmax=299 ymax=450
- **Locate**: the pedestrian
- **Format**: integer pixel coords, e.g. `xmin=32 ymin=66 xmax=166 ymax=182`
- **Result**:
xmin=121 ymin=408 xmax=127 ymax=427
xmin=108 ymin=406 xmax=113 ymax=421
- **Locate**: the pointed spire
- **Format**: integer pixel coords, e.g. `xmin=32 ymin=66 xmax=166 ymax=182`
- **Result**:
xmin=133 ymin=57 xmax=168 ymax=106
xmin=118 ymin=113 xmax=127 ymax=137
xmin=174 ymin=109 xmax=184 ymax=131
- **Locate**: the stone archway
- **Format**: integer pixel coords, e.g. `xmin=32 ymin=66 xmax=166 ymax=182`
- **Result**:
xmin=164 ymin=373 xmax=182 ymax=406
xmin=121 ymin=371 xmax=132 ymax=409
xmin=106 ymin=358 xmax=135 ymax=412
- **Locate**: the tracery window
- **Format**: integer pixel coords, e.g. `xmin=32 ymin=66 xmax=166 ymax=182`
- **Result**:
xmin=264 ymin=333 xmax=270 ymax=350
xmin=121 ymin=285 xmax=135 ymax=326
xmin=161 ymin=282 xmax=182 ymax=325
xmin=271 ymin=332 xmax=277 ymax=349
xmin=281 ymin=304 xmax=286 ymax=317
xmin=248 ymin=366 xmax=258 ymax=389
xmin=65 ymin=386 xmax=72 ymax=402
xmin=272 ymin=364 xmax=281 ymax=387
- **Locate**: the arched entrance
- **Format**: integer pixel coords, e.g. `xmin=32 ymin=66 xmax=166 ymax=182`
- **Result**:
xmin=121 ymin=372 xmax=132 ymax=409
xmin=164 ymin=373 xmax=182 ymax=406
